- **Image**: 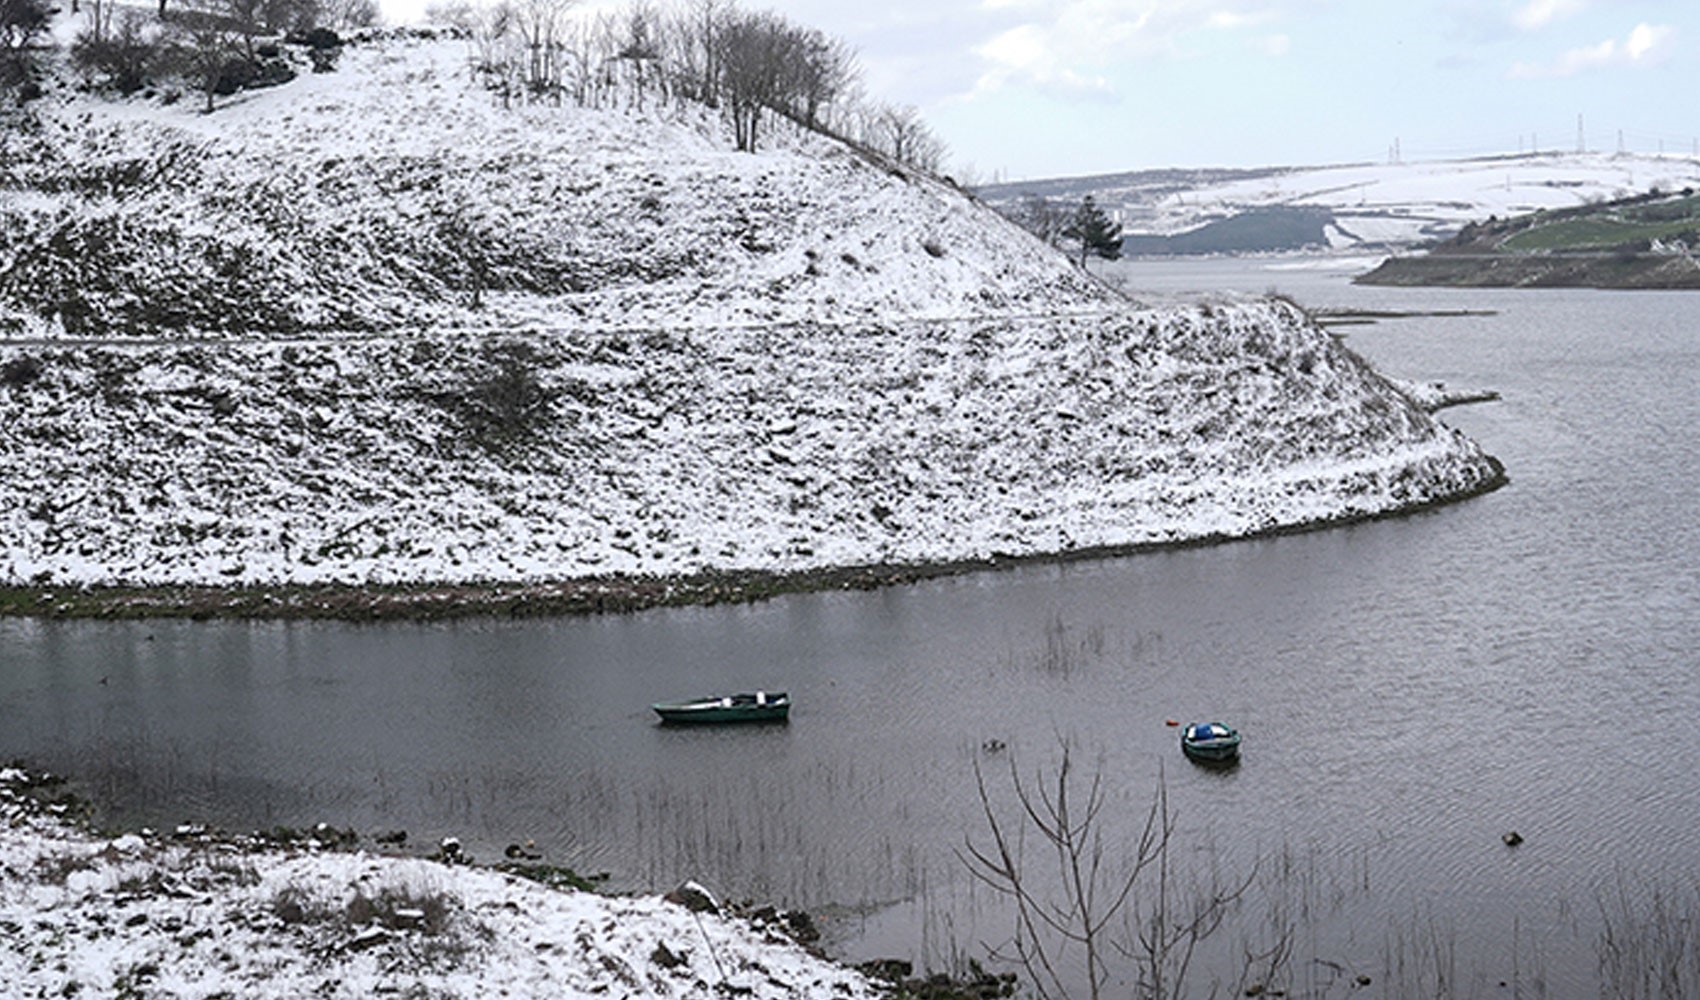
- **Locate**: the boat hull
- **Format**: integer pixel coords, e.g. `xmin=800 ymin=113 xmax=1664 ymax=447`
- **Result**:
xmin=652 ymin=692 xmax=790 ymax=725
xmin=1180 ymin=722 xmax=1241 ymax=761
xmin=1180 ymin=740 xmax=1240 ymax=761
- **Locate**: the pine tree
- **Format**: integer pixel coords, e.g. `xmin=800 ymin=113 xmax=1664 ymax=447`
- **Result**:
xmin=1063 ymin=195 xmax=1122 ymax=267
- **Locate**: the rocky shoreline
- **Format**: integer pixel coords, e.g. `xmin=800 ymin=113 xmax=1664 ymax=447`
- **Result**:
xmin=0 ymin=468 xmax=1507 ymax=622
xmin=0 ymin=765 xmax=1014 ymax=1000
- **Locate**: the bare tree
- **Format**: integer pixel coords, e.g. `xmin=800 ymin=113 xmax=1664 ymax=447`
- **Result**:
xmin=80 ymin=0 xmax=115 ymax=45
xmin=317 ymin=0 xmax=376 ymax=29
xmin=612 ymin=2 xmax=664 ymax=108
xmin=171 ymin=17 xmax=236 ymax=112
xmin=714 ymin=7 xmax=781 ymax=151
xmin=779 ymin=24 xmax=852 ymax=130
xmin=465 ymin=0 xmax=517 ymax=105
xmin=513 ymin=0 xmax=572 ymax=96
xmin=866 ymin=102 xmax=944 ymax=172
xmin=962 ymin=747 xmax=1249 ymax=1000
xmin=464 ymin=0 xmax=574 ymax=101
xmin=71 ymin=8 xmax=166 ymax=93
xmin=218 ymin=0 xmax=268 ymax=60
xmin=999 ymin=194 xmax=1067 ymax=248
xmin=663 ymin=0 xmax=726 ymax=108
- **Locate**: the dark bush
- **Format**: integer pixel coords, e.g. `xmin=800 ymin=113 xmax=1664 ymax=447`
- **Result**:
xmin=212 ymin=53 xmax=294 ymax=95
xmin=72 ymin=13 xmax=169 ymax=94
xmin=212 ymin=56 xmax=253 ymax=95
xmin=467 ymin=341 xmax=554 ymax=441
xmin=252 ymin=54 xmax=295 ymax=87
xmin=0 ymin=0 xmax=51 ymax=96
xmin=2 ymin=354 xmax=42 ymax=387
xmin=425 ymin=340 xmax=557 ymax=451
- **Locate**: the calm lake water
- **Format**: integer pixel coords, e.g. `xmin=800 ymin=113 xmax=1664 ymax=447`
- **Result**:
xmin=6 ymin=256 xmax=1699 ymax=995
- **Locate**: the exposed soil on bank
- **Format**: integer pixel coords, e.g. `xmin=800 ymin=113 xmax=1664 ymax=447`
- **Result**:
xmin=0 ymin=465 xmax=1506 ymax=622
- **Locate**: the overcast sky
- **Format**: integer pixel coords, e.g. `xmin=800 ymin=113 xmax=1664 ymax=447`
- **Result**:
xmin=388 ymin=0 xmax=1700 ymax=182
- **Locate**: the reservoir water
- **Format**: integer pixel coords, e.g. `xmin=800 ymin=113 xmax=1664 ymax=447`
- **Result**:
xmin=5 ymin=256 xmax=1699 ymax=994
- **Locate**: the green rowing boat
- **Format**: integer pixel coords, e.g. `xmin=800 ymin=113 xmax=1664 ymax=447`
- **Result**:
xmin=652 ymin=690 xmax=791 ymax=724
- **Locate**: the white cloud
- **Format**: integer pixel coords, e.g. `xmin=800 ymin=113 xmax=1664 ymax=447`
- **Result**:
xmin=962 ymin=0 xmax=1308 ymax=100
xmin=1625 ymin=21 xmax=1669 ymax=59
xmin=1509 ymin=21 xmax=1674 ymax=77
xmin=977 ymin=23 xmax=1053 ymax=73
xmin=1512 ymin=0 xmax=1587 ymax=32
xmin=971 ymin=22 xmax=1119 ymax=99
xmin=1263 ymin=33 xmax=1291 ymax=56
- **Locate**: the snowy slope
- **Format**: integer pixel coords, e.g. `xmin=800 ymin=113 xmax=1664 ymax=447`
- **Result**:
xmin=0 ymin=31 xmax=1111 ymax=338
xmin=0 ymin=299 xmax=1502 ymax=587
xmin=0 ymin=27 xmax=1503 ymax=590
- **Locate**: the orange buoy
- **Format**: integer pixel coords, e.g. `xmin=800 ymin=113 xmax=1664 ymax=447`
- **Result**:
xmin=1165 ymin=719 xmax=1180 ymax=727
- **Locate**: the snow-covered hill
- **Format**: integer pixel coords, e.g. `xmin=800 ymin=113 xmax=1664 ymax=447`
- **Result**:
xmin=0 ymin=24 xmax=1503 ymax=592
xmin=1 ymin=30 xmax=1109 ymax=338
xmin=986 ymin=152 xmax=1700 ymax=253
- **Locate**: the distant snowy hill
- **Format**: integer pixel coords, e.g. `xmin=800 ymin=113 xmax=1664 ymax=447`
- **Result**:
xmin=983 ymin=152 xmax=1700 ymax=254
xmin=0 ymin=24 xmax=1503 ymax=591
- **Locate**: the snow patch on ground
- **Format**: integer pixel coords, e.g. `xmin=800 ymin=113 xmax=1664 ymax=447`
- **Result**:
xmin=0 ymin=769 xmax=880 ymax=1000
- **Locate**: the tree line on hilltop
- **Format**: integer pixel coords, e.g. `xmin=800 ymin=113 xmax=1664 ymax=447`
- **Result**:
xmin=428 ymin=0 xmax=945 ymax=171
xmin=0 ymin=0 xmax=947 ymax=176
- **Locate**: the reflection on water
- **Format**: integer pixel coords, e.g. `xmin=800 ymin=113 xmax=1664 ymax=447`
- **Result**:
xmin=5 ymin=260 xmax=1700 ymax=993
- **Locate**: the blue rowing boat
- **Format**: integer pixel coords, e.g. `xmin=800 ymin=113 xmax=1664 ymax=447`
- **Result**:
xmin=1181 ymin=721 xmax=1241 ymax=761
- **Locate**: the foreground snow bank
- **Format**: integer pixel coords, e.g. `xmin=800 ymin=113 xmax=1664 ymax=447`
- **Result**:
xmin=0 ymin=769 xmax=880 ymax=1000
xmin=0 ymin=299 xmax=1502 ymax=588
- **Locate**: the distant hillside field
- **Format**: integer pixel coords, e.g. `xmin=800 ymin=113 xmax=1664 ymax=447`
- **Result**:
xmin=1358 ymin=189 xmax=1700 ymax=289
xmin=0 ymin=22 xmax=1504 ymax=601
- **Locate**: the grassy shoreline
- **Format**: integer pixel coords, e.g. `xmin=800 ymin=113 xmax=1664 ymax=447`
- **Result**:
xmin=0 ymin=464 xmax=1506 ymax=622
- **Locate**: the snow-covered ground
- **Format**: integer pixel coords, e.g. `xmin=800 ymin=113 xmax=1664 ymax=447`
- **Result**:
xmin=1015 ymin=152 xmax=1700 ymax=250
xmin=0 ymin=21 xmax=1501 ymax=590
xmin=1 ymin=27 xmax=1112 ymax=339
xmin=0 ymin=299 xmax=1502 ymax=587
xmin=0 ymin=768 xmax=883 ymax=999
